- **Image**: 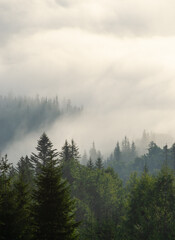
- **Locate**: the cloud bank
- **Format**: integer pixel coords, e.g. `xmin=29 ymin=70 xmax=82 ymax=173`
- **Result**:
xmin=1 ymin=0 xmax=175 ymax=159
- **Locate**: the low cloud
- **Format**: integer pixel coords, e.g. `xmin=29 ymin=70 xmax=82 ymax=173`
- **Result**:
xmin=1 ymin=0 xmax=175 ymax=160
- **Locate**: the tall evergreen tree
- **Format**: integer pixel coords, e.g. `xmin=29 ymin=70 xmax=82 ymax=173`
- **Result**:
xmin=114 ymin=142 xmax=121 ymax=162
xmin=59 ymin=140 xmax=72 ymax=162
xmin=0 ymin=155 xmax=16 ymax=240
xmin=32 ymin=156 xmax=78 ymax=240
xmin=32 ymin=134 xmax=79 ymax=240
xmin=87 ymin=158 xmax=94 ymax=169
xmin=70 ymin=139 xmax=81 ymax=160
xmin=17 ymin=155 xmax=34 ymax=186
xmin=82 ymin=151 xmax=88 ymax=165
xmin=31 ymin=132 xmax=58 ymax=174
xmin=13 ymin=174 xmax=32 ymax=240
xmin=95 ymin=157 xmax=103 ymax=170
xmin=163 ymin=144 xmax=168 ymax=167
xmin=131 ymin=141 xmax=137 ymax=160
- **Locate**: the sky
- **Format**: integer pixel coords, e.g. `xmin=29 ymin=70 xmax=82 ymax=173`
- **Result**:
xmin=1 ymin=0 xmax=175 ymax=159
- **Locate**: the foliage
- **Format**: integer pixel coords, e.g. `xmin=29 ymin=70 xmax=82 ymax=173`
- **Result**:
xmin=0 ymin=133 xmax=175 ymax=239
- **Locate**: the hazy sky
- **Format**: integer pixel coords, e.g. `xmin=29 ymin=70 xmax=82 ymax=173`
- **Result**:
xmin=1 ymin=0 xmax=175 ymax=158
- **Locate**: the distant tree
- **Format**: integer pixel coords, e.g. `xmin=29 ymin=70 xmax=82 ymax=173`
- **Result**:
xmin=121 ymin=136 xmax=130 ymax=153
xmin=87 ymin=158 xmax=94 ymax=169
xmin=147 ymin=141 xmax=160 ymax=157
xmin=17 ymin=156 xmax=34 ymax=186
xmin=95 ymin=157 xmax=103 ymax=170
xmin=82 ymin=151 xmax=88 ymax=165
xmin=163 ymin=144 xmax=168 ymax=167
xmin=131 ymin=141 xmax=137 ymax=160
xmin=89 ymin=142 xmax=98 ymax=162
xmin=114 ymin=142 xmax=121 ymax=162
xmin=70 ymin=139 xmax=80 ymax=160
xmin=59 ymin=140 xmax=72 ymax=162
xmin=171 ymin=143 xmax=175 ymax=170
xmin=121 ymin=136 xmax=132 ymax=162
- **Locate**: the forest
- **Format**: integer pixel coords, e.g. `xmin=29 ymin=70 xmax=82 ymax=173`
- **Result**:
xmin=0 ymin=95 xmax=81 ymax=151
xmin=0 ymin=132 xmax=175 ymax=240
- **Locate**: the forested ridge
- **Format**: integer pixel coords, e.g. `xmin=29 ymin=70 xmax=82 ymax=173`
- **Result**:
xmin=105 ymin=136 xmax=175 ymax=182
xmin=0 ymin=95 xmax=81 ymax=151
xmin=0 ymin=133 xmax=175 ymax=239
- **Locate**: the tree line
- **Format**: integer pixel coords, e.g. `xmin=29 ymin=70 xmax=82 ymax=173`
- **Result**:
xmin=0 ymin=95 xmax=81 ymax=151
xmin=0 ymin=133 xmax=175 ymax=239
xmin=105 ymin=137 xmax=175 ymax=182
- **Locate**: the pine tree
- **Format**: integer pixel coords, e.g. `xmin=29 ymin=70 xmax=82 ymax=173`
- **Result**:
xmin=59 ymin=140 xmax=72 ymax=162
xmin=114 ymin=142 xmax=121 ymax=161
xmin=95 ymin=157 xmax=103 ymax=170
xmin=70 ymin=139 xmax=81 ymax=160
xmin=0 ymin=155 xmax=16 ymax=240
xmin=89 ymin=142 xmax=98 ymax=162
xmin=163 ymin=144 xmax=168 ymax=167
xmin=17 ymin=155 xmax=34 ymax=186
xmin=32 ymin=157 xmax=78 ymax=240
xmin=13 ymin=173 xmax=32 ymax=240
xmin=87 ymin=158 xmax=94 ymax=169
xmin=82 ymin=151 xmax=88 ymax=164
xmin=31 ymin=132 xmax=58 ymax=174
xmin=131 ymin=141 xmax=137 ymax=160
xmin=32 ymin=134 xmax=79 ymax=240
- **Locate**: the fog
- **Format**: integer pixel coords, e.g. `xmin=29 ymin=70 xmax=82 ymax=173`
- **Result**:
xmin=1 ymin=0 xmax=175 ymax=161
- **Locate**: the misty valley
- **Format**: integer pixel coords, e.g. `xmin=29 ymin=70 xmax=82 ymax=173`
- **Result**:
xmin=0 ymin=96 xmax=175 ymax=240
xmin=2 ymin=0 xmax=175 ymax=238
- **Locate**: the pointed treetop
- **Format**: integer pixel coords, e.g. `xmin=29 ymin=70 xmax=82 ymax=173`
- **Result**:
xmin=31 ymin=133 xmax=59 ymax=173
xmin=95 ymin=157 xmax=103 ymax=170
xmin=87 ymin=158 xmax=94 ymax=169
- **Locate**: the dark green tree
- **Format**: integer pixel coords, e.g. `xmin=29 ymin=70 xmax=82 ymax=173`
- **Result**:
xmin=70 ymin=139 xmax=81 ymax=160
xmin=59 ymin=140 xmax=72 ymax=162
xmin=95 ymin=157 xmax=103 ymax=170
xmin=0 ymin=155 xmax=16 ymax=240
xmin=32 ymin=160 xmax=78 ymax=240
xmin=13 ymin=173 xmax=32 ymax=240
xmin=124 ymin=167 xmax=175 ymax=240
xmin=87 ymin=158 xmax=94 ymax=169
xmin=31 ymin=132 xmax=58 ymax=174
xmin=17 ymin=155 xmax=34 ymax=186
xmin=32 ymin=134 xmax=79 ymax=240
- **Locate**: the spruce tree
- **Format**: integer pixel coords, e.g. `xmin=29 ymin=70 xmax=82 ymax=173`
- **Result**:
xmin=59 ymin=140 xmax=72 ymax=162
xmin=32 ymin=134 xmax=79 ymax=240
xmin=31 ymin=132 xmax=58 ymax=174
xmin=114 ymin=142 xmax=121 ymax=161
xmin=17 ymin=155 xmax=34 ymax=186
xmin=0 ymin=155 xmax=16 ymax=240
xmin=87 ymin=158 xmax=94 ymax=169
xmin=70 ymin=139 xmax=81 ymax=160
xmin=13 ymin=174 xmax=32 ymax=240
xmin=95 ymin=157 xmax=103 ymax=170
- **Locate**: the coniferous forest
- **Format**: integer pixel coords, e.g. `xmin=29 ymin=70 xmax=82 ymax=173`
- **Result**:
xmin=2 ymin=0 xmax=175 ymax=238
xmin=0 ymin=95 xmax=81 ymax=151
xmin=0 ymin=131 xmax=175 ymax=240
